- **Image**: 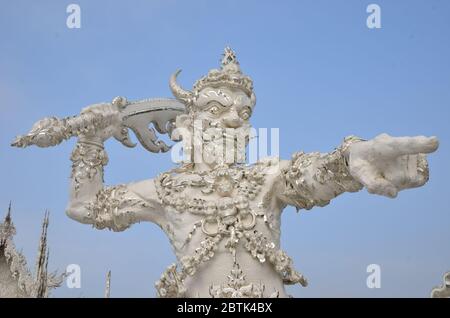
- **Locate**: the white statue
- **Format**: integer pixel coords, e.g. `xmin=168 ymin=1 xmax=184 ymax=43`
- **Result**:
xmin=431 ymin=272 xmax=450 ymax=298
xmin=12 ymin=48 xmax=439 ymax=298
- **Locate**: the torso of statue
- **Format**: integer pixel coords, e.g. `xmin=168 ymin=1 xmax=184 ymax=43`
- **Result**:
xmin=150 ymin=159 xmax=307 ymax=298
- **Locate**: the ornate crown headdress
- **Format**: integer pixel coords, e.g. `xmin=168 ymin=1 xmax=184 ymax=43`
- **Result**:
xmin=169 ymin=47 xmax=256 ymax=112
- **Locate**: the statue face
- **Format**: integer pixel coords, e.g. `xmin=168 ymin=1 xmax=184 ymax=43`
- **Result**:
xmin=193 ymin=87 xmax=253 ymax=129
xmin=173 ymin=86 xmax=254 ymax=167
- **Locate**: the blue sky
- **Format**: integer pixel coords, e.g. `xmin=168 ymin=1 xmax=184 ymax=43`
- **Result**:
xmin=0 ymin=0 xmax=449 ymax=297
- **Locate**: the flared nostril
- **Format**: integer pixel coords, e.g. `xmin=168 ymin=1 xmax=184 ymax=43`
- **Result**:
xmin=223 ymin=118 xmax=243 ymax=128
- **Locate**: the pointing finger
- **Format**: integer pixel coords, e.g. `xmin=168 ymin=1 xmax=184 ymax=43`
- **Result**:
xmin=374 ymin=134 xmax=439 ymax=156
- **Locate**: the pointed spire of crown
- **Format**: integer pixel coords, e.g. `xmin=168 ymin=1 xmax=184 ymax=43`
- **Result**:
xmin=193 ymin=47 xmax=253 ymax=96
xmin=221 ymin=46 xmax=239 ymax=66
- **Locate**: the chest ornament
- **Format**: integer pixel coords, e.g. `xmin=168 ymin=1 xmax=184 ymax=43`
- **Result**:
xmin=155 ymin=163 xmax=267 ymax=243
xmin=154 ymin=161 xmax=307 ymax=298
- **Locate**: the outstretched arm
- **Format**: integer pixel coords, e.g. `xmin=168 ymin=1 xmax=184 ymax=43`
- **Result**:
xmin=277 ymin=136 xmax=364 ymax=210
xmin=276 ymin=134 xmax=438 ymax=211
xmin=65 ymin=103 xmax=164 ymax=231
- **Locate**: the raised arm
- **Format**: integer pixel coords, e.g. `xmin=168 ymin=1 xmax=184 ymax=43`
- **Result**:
xmin=276 ymin=134 xmax=438 ymax=211
xmin=11 ymin=97 xmax=186 ymax=231
xmin=67 ymin=138 xmax=164 ymax=232
xmin=57 ymin=102 xmax=165 ymax=231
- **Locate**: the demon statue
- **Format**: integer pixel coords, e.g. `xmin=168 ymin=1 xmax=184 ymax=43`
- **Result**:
xmin=12 ymin=48 xmax=439 ymax=298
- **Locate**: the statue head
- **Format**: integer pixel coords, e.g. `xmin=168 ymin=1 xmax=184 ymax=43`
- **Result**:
xmin=170 ymin=48 xmax=256 ymax=167
xmin=170 ymin=47 xmax=256 ymax=128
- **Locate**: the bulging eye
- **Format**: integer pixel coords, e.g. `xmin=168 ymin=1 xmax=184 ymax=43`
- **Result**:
xmin=206 ymin=102 xmax=224 ymax=116
xmin=239 ymin=107 xmax=252 ymax=120
xmin=209 ymin=106 xmax=220 ymax=115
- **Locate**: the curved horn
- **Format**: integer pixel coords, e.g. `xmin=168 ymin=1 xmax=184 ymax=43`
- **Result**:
xmin=169 ymin=69 xmax=193 ymax=103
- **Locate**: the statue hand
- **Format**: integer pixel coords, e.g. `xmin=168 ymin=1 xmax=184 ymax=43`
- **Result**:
xmin=347 ymin=133 xmax=439 ymax=198
xmin=77 ymin=97 xmax=126 ymax=143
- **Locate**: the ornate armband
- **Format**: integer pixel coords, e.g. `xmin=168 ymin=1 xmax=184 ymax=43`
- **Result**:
xmin=85 ymin=185 xmax=151 ymax=232
xmin=280 ymin=136 xmax=365 ymax=210
xmin=70 ymin=141 xmax=108 ymax=194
